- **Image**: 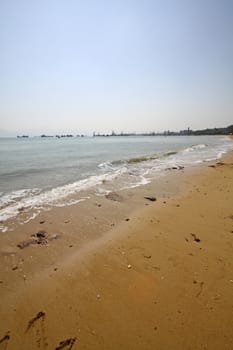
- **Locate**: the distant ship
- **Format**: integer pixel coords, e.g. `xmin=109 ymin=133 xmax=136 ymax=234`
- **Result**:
xmin=17 ymin=135 xmax=29 ymax=138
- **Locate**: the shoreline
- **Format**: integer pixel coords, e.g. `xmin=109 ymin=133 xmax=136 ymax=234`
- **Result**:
xmin=1 ymin=134 xmax=232 ymax=233
xmin=0 ymin=150 xmax=233 ymax=349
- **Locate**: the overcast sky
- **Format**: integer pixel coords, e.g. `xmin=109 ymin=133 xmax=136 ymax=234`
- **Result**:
xmin=0 ymin=0 xmax=232 ymax=135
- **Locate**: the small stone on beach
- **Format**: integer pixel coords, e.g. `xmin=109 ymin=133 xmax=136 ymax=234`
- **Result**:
xmin=127 ymin=264 xmax=132 ymax=269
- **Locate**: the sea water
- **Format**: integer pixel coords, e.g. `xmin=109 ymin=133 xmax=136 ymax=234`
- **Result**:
xmin=0 ymin=135 xmax=232 ymax=231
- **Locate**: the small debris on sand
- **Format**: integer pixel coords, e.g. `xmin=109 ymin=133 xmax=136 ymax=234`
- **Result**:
xmin=17 ymin=238 xmax=37 ymax=249
xmin=17 ymin=232 xmax=60 ymax=249
xmin=191 ymin=233 xmax=201 ymax=243
xmin=144 ymin=196 xmax=157 ymax=202
xmin=166 ymin=165 xmax=184 ymax=171
xmin=127 ymin=264 xmax=132 ymax=269
xmin=35 ymin=230 xmax=46 ymax=238
xmin=105 ymin=192 xmax=123 ymax=202
xmin=33 ymin=230 xmax=48 ymax=245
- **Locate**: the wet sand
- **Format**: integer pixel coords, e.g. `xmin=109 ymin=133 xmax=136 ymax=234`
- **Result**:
xmin=0 ymin=151 xmax=233 ymax=349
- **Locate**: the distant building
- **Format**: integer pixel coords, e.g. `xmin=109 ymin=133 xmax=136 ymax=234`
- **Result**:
xmin=179 ymin=127 xmax=192 ymax=135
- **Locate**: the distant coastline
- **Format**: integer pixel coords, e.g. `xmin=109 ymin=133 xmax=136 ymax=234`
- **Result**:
xmin=93 ymin=124 xmax=233 ymax=137
xmin=14 ymin=124 xmax=233 ymax=139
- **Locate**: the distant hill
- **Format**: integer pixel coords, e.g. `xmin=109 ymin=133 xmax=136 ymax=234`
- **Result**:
xmin=192 ymin=125 xmax=233 ymax=135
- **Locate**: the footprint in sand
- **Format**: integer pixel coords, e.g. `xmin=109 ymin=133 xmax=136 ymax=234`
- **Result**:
xmin=25 ymin=311 xmax=47 ymax=348
xmin=55 ymin=337 xmax=77 ymax=350
xmin=0 ymin=332 xmax=10 ymax=350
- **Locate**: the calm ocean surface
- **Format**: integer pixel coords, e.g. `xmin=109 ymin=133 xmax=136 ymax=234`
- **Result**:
xmin=0 ymin=135 xmax=232 ymax=231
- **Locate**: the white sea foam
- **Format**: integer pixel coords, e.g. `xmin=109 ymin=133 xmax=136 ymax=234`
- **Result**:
xmin=0 ymin=167 xmax=128 ymax=225
xmin=53 ymin=197 xmax=89 ymax=207
xmin=98 ymin=161 xmax=113 ymax=169
xmin=183 ymin=144 xmax=207 ymax=152
xmin=0 ymin=188 xmax=41 ymax=209
xmin=120 ymin=175 xmax=150 ymax=190
xmin=23 ymin=212 xmax=37 ymax=224
xmin=0 ymin=225 xmax=8 ymax=233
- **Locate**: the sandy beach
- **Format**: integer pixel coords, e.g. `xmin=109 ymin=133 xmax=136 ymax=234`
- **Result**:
xmin=0 ymin=150 xmax=233 ymax=349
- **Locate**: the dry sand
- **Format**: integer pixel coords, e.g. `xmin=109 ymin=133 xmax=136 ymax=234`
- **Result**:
xmin=0 ymin=151 xmax=233 ymax=349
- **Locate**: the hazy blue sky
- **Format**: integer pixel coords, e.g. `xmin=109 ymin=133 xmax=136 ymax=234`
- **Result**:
xmin=0 ymin=0 xmax=232 ymax=135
